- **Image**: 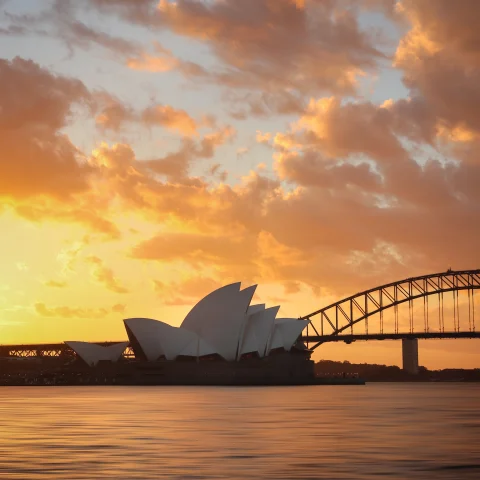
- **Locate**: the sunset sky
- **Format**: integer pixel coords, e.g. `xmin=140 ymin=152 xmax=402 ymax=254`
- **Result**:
xmin=1 ymin=0 xmax=479 ymax=369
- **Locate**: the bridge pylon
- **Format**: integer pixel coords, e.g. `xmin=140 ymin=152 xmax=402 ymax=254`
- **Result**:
xmin=402 ymin=338 xmax=419 ymax=374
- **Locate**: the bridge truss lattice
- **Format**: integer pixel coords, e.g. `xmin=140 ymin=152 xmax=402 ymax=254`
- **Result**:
xmin=300 ymin=269 xmax=480 ymax=350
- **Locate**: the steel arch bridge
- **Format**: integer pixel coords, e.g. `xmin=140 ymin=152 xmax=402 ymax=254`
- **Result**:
xmin=300 ymin=269 xmax=480 ymax=350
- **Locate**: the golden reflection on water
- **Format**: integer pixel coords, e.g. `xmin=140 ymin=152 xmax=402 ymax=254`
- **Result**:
xmin=0 ymin=384 xmax=479 ymax=479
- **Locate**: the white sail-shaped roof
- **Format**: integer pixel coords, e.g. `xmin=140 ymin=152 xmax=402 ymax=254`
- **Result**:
xmin=268 ymin=327 xmax=283 ymax=352
xmin=65 ymin=341 xmax=128 ymax=366
xmin=181 ymin=282 xmax=241 ymax=331
xmin=247 ymin=304 xmax=265 ymax=315
xmin=280 ymin=319 xmax=309 ymax=351
xmin=238 ymin=318 xmax=258 ymax=358
xmin=181 ymin=283 xmax=257 ymax=361
xmin=267 ymin=319 xmax=309 ymax=353
xmin=178 ymin=335 xmax=217 ymax=357
xmin=239 ymin=306 xmax=280 ymax=358
xmin=124 ymin=318 xmax=203 ymax=361
xmin=124 ymin=318 xmax=165 ymax=361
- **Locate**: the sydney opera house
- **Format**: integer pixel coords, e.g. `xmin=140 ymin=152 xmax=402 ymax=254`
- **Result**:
xmin=65 ymin=283 xmax=314 ymax=385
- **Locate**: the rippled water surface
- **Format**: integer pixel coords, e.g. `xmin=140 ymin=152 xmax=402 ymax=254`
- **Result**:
xmin=0 ymin=384 xmax=479 ymax=479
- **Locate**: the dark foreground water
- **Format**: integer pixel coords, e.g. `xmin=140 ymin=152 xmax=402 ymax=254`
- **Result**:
xmin=0 ymin=384 xmax=478 ymax=479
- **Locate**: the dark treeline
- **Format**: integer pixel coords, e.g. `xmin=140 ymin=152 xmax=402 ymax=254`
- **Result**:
xmin=315 ymin=360 xmax=480 ymax=382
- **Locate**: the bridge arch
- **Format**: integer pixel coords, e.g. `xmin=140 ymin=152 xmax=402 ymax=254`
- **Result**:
xmin=300 ymin=269 xmax=480 ymax=349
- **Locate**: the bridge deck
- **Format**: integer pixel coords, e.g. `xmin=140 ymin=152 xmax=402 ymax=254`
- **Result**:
xmin=0 ymin=331 xmax=478 ymax=357
xmin=0 ymin=342 xmax=133 ymax=358
xmin=302 ymin=331 xmax=480 ymax=346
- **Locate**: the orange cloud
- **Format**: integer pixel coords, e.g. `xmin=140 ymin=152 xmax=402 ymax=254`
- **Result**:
xmin=127 ymin=52 xmax=179 ymax=72
xmin=2 ymin=55 xmax=478 ymax=298
xmin=0 ymin=2 xmax=144 ymax=60
xmin=143 ymin=126 xmax=235 ymax=181
xmin=396 ymin=0 xmax=480 ymax=67
xmin=64 ymin=19 xmax=143 ymax=58
xmin=44 ymin=280 xmax=67 ymax=288
xmin=228 ymin=91 xmax=307 ymax=118
xmin=0 ymin=57 xmax=93 ymax=200
xmin=275 ymin=151 xmax=381 ymax=191
xmin=112 ymin=303 xmax=127 ymax=313
xmin=123 ymin=123 xmax=480 ymax=295
xmin=256 ymin=131 xmax=272 ymax=145
xmin=89 ymin=120 xmax=234 ymax=191
xmin=4 ymin=0 xmax=393 ymax=122
xmin=3 ymin=6 xmax=480 ymax=303
xmin=95 ymin=93 xmax=136 ymax=131
xmin=153 ymin=276 xmax=223 ymax=306
xmin=83 ymin=0 xmax=387 ymax=101
xmin=11 ymin=199 xmax=120 ymax=239
xmin=290 ymin=97 xmax=406 ymax=161
xmin=393 ymin=1 xmax=480 ymax=143
xmin=197 ymin=125 xmax=236 ymax=157
xmin=95 ymin=94 xmax=213 ymax=138
xmin=154 ymin=0 xmax=384 ymax=95
xmin=34 ymin=302 xmax=109 ymax=319
xmin=86 ymin=256 xmax=129 ymax=294
xmin=141 ymin=105 xmax=199 ymax=136
xmin=0 ymin=58 xmax=123 ymax=235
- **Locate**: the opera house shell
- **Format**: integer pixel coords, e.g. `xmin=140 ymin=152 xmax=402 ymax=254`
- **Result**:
xmin=66 ymin=283 xmax=313 ymax=384
xmin=64 ymin=341 xmax=129 ymax=367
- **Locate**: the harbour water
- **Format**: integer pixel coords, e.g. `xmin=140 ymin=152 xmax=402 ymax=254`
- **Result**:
xmin=0 ymin=383 xmax=478 ymax=479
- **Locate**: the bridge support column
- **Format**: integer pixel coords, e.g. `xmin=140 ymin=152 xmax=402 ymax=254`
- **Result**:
xmin=402 ymin=338 xmax=419 ymax=374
